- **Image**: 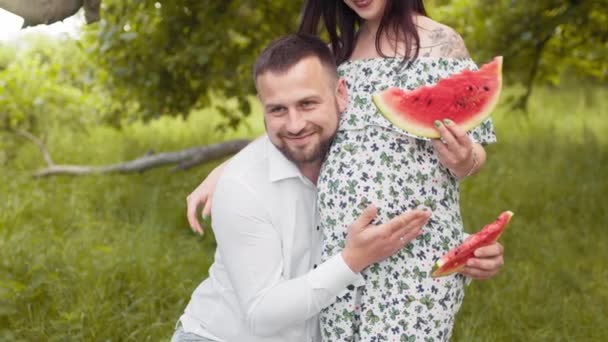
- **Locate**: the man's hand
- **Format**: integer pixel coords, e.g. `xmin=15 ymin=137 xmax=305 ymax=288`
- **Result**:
xmin=341 ymin=205 xmax=431 ymax=273
xmin=186 ymin=161 xmax=227 ymax=235
xmin=459 ymin=242 xmax=505 ymax=280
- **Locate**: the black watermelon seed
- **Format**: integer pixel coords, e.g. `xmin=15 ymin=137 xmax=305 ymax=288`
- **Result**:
xmin=483 ymin=86 xmax=490 ymax=91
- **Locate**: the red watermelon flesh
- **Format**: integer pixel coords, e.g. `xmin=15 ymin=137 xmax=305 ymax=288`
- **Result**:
xmin=373 ymin=56 xmax=503 ymax=139
xmin=431 ymin=210 xmax=513 ymax=278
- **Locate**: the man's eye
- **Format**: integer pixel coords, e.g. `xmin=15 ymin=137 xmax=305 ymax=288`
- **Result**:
xmin=302 ymin=101 xmax=316 ymax=109
xmin=270 ymin=107 xmax=285 ymax=114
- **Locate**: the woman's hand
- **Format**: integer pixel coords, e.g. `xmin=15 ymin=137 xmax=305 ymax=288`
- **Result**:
xmin=459 ymin=242 xmax=505 ymax=280
xmin=430 ymin=119 xmax=483 ymax=179
xmin=186 ymin=161 xmax=228 ymax=235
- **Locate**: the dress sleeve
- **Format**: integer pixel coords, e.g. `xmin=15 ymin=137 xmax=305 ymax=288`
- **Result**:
xmin=469 ymin=118 xmax=497 ymax=146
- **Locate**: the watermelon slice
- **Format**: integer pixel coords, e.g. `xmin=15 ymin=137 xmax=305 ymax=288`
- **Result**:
xmin=373 ymin=56 xmax=503 ymax=139
xmin=431 ymin=210 xmax=513 ymax=278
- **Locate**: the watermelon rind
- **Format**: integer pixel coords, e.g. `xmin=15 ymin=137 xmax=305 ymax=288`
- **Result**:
xmin=373 ymin=94 xmax=439 ymax=140
xmin=373 ymin=56 xmax=503 ymax=140
xmin=431 ymin=257 xmax=466 ymax=278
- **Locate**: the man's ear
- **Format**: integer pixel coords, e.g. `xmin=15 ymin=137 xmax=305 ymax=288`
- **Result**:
xmin=336 ymin=78 xmax=348 ymax=113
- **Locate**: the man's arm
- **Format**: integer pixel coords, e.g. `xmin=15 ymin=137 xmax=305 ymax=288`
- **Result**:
xmin=212 ymin=177 xmax=429 ymax=336
xmin=212 ymin=177 xmax=355 ymax=336
xmin=186 ymin=135 xmax=266 ymax=235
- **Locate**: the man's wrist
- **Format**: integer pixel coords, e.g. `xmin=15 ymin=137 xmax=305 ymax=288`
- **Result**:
xmin=341 ymin=249 xmax=364 ymax=273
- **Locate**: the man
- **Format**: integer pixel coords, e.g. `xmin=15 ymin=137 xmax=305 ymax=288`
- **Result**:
xmin=174 ymin=34 xmax=504 ymax=341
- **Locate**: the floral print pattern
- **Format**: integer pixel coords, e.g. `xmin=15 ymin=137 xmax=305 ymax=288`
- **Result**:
xmin=318 ymin=57 xmax=496 ymax=342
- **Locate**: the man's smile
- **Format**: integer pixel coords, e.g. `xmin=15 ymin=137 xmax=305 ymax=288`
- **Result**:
xmin=284 ymin=132 xmax=316 ymax=145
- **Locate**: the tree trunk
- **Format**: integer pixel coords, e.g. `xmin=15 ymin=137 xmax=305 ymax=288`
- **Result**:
xmin=0 ymin=0 xmax=100 ymax=27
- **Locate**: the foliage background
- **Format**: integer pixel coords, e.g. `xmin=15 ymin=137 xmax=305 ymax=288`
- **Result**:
xmin=1 ymin=0 xmax=606 ymax=340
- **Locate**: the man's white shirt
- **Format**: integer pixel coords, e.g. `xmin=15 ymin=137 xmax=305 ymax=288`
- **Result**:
xmin=179 ymin=135 xmax=364 ymax=342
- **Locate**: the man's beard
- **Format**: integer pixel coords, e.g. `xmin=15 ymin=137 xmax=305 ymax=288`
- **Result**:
xmin=278 ymin=129 xmax=334 ymax=165
xmin=270 ymin=102 xmax=339 ymax=165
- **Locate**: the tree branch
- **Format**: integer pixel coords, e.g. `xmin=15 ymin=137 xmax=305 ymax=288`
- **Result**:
xmin=15 ymin=129 xmax=54 ymax=166
xmin=512 ymin=0 xmax=582 ymax=112
xmin=15 ymin=130 xmax=249 ymax=177
xmin=512 ymin=31 xmax=554 ymax=113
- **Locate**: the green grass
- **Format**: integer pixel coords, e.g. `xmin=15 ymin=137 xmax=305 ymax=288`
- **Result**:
xmin=0 ymin=106 xmax=265 ymax=341
xmin=454 ymin=85 xmax=608 ymax=341
xmin=1 ymin=85 xmax=607 ymax=341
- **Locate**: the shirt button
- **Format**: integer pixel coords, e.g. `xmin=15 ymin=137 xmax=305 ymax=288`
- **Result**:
xmin=313 ymin=264 xmax=318 ymax=269
xmin=316 ymin=225 xmax=320 ymax=231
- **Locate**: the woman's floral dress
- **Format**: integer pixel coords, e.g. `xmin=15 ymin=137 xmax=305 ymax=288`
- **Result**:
xmin=317 ymin=57 xmax=497 ymax=342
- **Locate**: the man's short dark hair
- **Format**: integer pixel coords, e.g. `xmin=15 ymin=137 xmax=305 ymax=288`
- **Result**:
xmin=253 ymin=34 xmax=337 ymax=83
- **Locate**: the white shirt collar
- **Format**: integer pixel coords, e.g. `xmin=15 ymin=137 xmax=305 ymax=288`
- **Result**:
xmin=266 ymin=135 xmax=305 ymax=183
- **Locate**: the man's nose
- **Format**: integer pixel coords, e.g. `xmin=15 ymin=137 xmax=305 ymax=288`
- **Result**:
xmin=285 ymin=110 xmax=306 ymax=134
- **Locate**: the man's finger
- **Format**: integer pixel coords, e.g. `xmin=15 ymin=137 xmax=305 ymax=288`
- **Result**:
xmin=391 ymin=216 xmax=427 ymax=244
xmin=388 ymin=217 xmax=423 ymax=242
xmin=352 ymin=205 xmax=377 ymax=231
xmin=443 ymin=119 xmax=472 ymax=148
xmin=384 ymin=210 xmax=430 ymax=236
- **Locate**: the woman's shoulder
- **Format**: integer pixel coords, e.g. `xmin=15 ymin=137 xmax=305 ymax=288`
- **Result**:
xmin=415 ymin=16 xmax=470 ymax=59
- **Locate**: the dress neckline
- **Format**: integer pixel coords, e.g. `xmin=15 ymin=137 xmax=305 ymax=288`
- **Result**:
xmin=339 ymin=56 xmax=474 ymax=67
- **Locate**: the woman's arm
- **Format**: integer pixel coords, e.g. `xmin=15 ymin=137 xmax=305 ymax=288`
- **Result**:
xmin=186 ymin=159 xmax=229 ymax=235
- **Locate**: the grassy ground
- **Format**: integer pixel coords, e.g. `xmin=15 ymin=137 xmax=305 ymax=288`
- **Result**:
xmin=1 ymin=85 xmax=606 ymax=341
xmin=453 ymin=85 xmax=608 ymax=341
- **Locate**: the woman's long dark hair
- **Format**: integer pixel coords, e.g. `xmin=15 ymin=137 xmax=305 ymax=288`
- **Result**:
xmin=298 ymin=0 xmax=427 ymax=65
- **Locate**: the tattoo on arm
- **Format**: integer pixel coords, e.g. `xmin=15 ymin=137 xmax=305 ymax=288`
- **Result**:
xmin=419 ymin=28 xmax=470 ymax=58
